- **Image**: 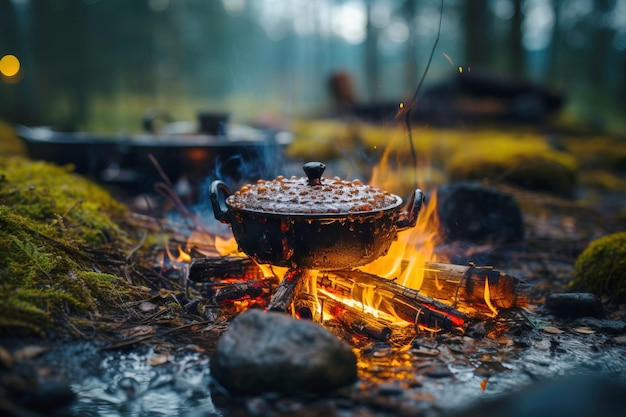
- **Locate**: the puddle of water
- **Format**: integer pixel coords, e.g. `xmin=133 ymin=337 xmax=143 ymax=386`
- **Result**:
xmin=67 ymin=345 xmax=219 ymax=417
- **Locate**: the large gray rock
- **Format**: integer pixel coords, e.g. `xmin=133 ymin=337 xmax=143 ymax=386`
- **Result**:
xmin=210 ymin=309 xmax=357 ymax=395
xmin=437 ymin=181 xmax=524 ymax=244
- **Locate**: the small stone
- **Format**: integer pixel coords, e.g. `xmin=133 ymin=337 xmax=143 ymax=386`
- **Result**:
xmin=425 ymin=364 xmax=453 ymax=378
xmin=544 ymin=292 xmax=605 ymax=319
xmin=210 ymin=309 xmax=357 ymax=395
xmin=572 ymin=317 xmax=626 ymax=335
xmin=377 ymin=383 xmax=405 ymax=396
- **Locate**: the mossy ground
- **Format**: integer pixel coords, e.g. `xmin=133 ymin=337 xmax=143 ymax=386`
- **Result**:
xmin=287 ymin=119 xmax=625 ymax=199
xmin=572 ymin=232 xmax=626 ymax=303
xmin=0 ymin=147 xmax=141 ymax=335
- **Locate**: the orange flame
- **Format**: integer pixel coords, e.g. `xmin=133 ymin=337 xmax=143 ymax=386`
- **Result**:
xmin=358 ymin=130 xmax=446 ymax=304
xmin=165 ymin=244 xmax=191 ymax=263
xmin=483 ymin=277 xmax=498 ymax=317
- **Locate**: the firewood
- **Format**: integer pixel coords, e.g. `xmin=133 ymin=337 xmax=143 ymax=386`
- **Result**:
xmin=321 ymin=296 xmax=392 ymax=341
xmin=188 ymin=256 xmax=265 ymax=283
xmin=187 ymin=256 xmax=527 ymax=319
xmin=188 ymin=278 xmax=277 ymax=305
xmin=293 ymin=292 xmax=320 ymax=321
xmin=318 ymin=271 xmax=465 ymax=332
xmin=267 ymin=269 xmax=312 ymax=313
xmin=412 ymin=261 xmax=528 ymax=310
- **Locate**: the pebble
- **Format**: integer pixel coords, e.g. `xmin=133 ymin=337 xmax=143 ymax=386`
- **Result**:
xmin=544 ymin=292 xmax=605 ymax=319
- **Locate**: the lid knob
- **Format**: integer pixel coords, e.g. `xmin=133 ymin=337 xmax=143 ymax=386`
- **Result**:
xmin=303 ymin=162 xmax=325 ymax=186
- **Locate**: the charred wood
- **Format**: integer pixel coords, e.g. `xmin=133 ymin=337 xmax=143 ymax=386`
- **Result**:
xmin=188 ymin=256 xmax=265 ymax=283
xmin=293 ymin=292 xmax=320 ymax=321
xmin=187 ymin=278 xmax=277 ymax=305
xmin=267 ymin=268 xmax=311 ymax=313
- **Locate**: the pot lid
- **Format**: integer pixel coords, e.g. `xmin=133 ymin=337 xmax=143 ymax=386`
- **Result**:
xmin=226 ymin=162 xmax=401 ymax=214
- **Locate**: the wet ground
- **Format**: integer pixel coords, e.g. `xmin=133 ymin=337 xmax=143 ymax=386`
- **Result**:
xmin=12 ymin=315 xmax=624 ymax=417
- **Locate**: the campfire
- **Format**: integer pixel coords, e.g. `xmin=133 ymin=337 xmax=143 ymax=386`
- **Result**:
xmin=155 ymin=159 xmax=529 ymax=344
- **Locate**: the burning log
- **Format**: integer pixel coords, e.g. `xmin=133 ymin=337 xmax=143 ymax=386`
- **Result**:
xmin=187 ymin=256 xmax=527 ymax=325
xmin=320 ymin=270 xmax=466 ymax=332
xmin=320 ymin=296 xmax=392 ymax=341
xmin=293 ymin=292 xmax=320 ymax=321
xmin=412 ymin=261 xmax=528 ymax=312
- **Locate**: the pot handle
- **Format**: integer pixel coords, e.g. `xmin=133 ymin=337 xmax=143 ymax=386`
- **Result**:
xmin=210 ymin=180 xmax=233 ymax=224
xmin=396 ymin=189 xmax=425 ymax=231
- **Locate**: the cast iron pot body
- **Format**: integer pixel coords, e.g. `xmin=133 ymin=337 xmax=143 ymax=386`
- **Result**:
xmin=210 ymin=163 xmax=424 ymax=270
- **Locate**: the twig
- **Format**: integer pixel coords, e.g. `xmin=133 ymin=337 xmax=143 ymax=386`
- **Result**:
xmin=100 ymin=321 xmax=211 ymax=351
xmin=399 ymin=0 xmax=444 ymax=188
xmin=148 ymin=153 xmax=174 ymax=189
xmin=124 ymin=230 xmax=147 ymax=284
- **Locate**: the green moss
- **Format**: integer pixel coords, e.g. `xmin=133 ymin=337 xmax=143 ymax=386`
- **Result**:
xmin=0 ymin=156 xmax=129 ymax=245
xmin=286 ymin=119 xmax=462 ymax=167
xmin=579 ymin=170 xmax=626 ymax=193
xmin=0 ymin=156 xmax=136 ymax=335
xmin=287 ymin=119 xmax=373 ymax=161
xmin=286 ymin=121 xmax=580 ymax=196
xmin=563 ymin=135 xmax=626 ymax=171
xmin=571 ymin=232 xmax=626 ymax=303
xmin=445 ymin=133 xmax=578 ymax=196
xmin=0 ymin=120 xmax=26 ymax=157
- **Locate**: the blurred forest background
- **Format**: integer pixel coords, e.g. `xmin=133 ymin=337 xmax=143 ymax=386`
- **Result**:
xmin=1 ymin=0 xmax=625 ymax=133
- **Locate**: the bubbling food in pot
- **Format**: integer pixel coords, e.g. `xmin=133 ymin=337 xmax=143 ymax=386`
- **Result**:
xmin=227 ymin=175 xmax=401 ymax=214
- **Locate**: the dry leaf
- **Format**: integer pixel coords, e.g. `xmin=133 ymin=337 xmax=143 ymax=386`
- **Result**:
xmin=149 ymin=353 xmax=172 ymax=366
xmin=480 ymin=378 xmax=488 ymax=392
xmin=614 ymin=335 xmax=626 ymax=345
xmin=572 ymin=327 xmax=595 ymax=335
xmin=0 ymin=345 xmax=14 ymax=369
xmin=543 ymin=326 xmax=564 ymax=334
xmin=13 ymin=345 xmax=49 ymax=360
xmin=121 ymin=325 xmax=155 ymax=338
xmin=139 ymin=301 xmax=158 ymax=312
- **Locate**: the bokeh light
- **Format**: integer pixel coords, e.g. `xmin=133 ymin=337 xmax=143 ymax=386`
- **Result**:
xmin=0 ymin=54 xmax=21 ymax=78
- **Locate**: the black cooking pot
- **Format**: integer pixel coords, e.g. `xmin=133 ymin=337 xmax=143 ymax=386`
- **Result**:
xmin=210 ymin=162 xmax=424 ymax=270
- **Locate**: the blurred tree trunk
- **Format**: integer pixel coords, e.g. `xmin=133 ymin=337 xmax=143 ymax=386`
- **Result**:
xmin=464 ymin=0 xmax=489 ymax=68
xmin=589 ymin=0 xmax=616 ymax=87
xmin=364 ymin=0 xmax=380 ymax=102
xmin=548 ymin=0 xmax=561 ymax=85
xmin=403 ymin=0 xmax=418 ymax=92
xmin=31 ymin=0 xmax=89 ymax=128
xmin=509 ymin=0 xmax=524 ymax=76
xmin=621 ymin=51 xmax=626 ymax=107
